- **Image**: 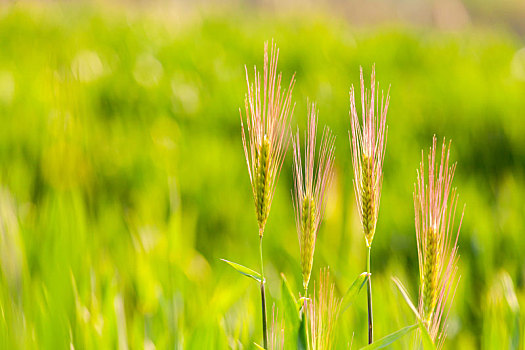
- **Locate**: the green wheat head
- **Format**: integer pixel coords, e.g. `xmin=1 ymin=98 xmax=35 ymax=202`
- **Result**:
xmin=292 ymin=102 xmax=336 ymax=292
xmin=300 ymin=193 xmax=316 ymax=289
xmin=360 ymin=154 xmax=376 ymax=246
xmin=240 ymin=41 xmax=295 ymax=238
xmin=349 ymin=65 xmax=389 ymax=248
xmin=255 ymin=136 xmax=271 ymax=236
xmin=422 ymin=227 xmax=439 ymax=323
xmin=415 ymin=136 xmax=464 ymax=346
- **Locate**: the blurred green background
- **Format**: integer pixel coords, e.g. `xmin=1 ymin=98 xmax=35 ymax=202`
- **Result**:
xmin=0 ymin=1 xmax=524 ymax=349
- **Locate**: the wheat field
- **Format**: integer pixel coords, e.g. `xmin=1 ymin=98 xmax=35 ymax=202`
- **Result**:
xmin=0 ymin=2 xmax=524 ymax=349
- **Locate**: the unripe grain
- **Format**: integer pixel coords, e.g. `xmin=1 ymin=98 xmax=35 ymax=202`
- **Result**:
xmin=361 ymin=155 xmax=376 ymax=246
xmin=414 ymin=136 xmax=464 ymax=346
xmin=349 ymin=66 xmax=389 ymax=248
xmin=301 ymin=193 xmax=316 ymax=289
xmin=292 ymin=103 xmax=335 ymax=292
xmin=423 ymin=227 xmax=439 ymax=322
xmin=256 ymin=136 xmax=271 ymax=236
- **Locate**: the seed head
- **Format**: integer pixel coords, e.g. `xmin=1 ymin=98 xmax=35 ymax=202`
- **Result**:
xmin=308 ymin=268 xmax=342 ymax=350
xmin=292 ymin=103 xmax=336 ymax=291
xmin=240 ymin=41 xmax=296 ymax=237
xmin=349 ymin=65 xmax=389 ymax=247
xmin=415 ymin=136 xmax=464 ymax=347
xmin=423 ymin=226 xmax=439 ymax=321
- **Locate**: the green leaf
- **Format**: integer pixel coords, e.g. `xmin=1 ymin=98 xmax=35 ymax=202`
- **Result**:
xmin=500 ymin=272 xmax=521 ymax=349
xmin=254 ymin=343 xmax=265 ymax=350
xmin=280 ymin=273 xmax=301 ymax=349
xmin=359 ymin=324 xmax=418 ymax=349
xmin=418 ymin=322 xmax=436 ymax=350
xmin=342 ymin=272 xmax=370 ymax=312
xmin=391 ymin=277 xmax=420 ymax=319
xmin=280 ymin=273 xmax=300 ymax=323
xmin=297 ymin=312 xmax=308 ymax=350
xmin=391 ymin=277 xmax=436 ymax=350
xmin=221 ymin=259 xmax=262 ymax=283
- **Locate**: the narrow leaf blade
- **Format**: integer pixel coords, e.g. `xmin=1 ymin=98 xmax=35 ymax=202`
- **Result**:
xmin=281 ymin=273 xmax=300 ymax=323
xmin=391 ymin=277 xmax=437 ymax=350
xmin=391 ymin=276 xmax=420 ymax=319
xmin=297 ymin=312 xmax=308 ymax=350
xmin=221 ymin=259 xmax=262 ymax=283
xmin=280 ymin=273 xmax=300 ymax=349
xmin=359 ymin=324 xmax=418 ymax=350
xmin=342 ymin=272 xmax=370 ymax=312
xmin=418 ymin=321 xmax=436 ymax=350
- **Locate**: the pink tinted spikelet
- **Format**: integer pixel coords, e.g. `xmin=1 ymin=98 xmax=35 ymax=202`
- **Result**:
xmin=268 ymin=305 xmax=285 ymax=350
xmin=414 ymin=136 xmax=464 ymax=348
xmin=292 ymin=103 xmax=336 ymax=290
xmin=240 ymin=41 xmax=296 ymax=237
xmin=349 ymin=65 xmax=389 ymax=247
xmin=308 ymin=268 xmax=342 ymax=350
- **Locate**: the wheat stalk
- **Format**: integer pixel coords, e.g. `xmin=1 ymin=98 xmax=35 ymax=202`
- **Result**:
xmin=349 ymin=65 xmax=389 ymax=344
xmin=292 ymin=102 xmax=336 ymax=292
xmin=414 ymin=135 xmax=464 ymax=348
xmin=240 ymin=40 xmax=295 ymax=349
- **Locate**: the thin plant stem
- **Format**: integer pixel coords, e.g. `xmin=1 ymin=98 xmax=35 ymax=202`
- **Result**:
xmin=259 ymin=235 xmax=268 ymax=349
xmin=304 ymin=287 xmax=310 ymax=350
xmin=366 ymin=245 xmax=373 ymax=344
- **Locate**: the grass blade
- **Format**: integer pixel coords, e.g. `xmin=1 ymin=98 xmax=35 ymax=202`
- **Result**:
xmin=342 ymin=272 xmax=370 ymax=312
xmin=281 ymin=273 xmax=300 ymax=349
xmin=281 ymin=273 xmax=300 ymax=323
xmin=297 ymin=311 xmax=308 ymax=350
xmin=392 ymin=277 xmax=436 ymax=350
xmin=418 ymin=321 xmax=436 ymax=350
xmin=501 ymin=272 xmax=520 ymax=349
xmin=391 ymin=276 xmax=420 ymax=319
xmin=359 ymin=324 xmax=418 ymax=349
xmin=221 ymin=259 xmax=262 ymax=283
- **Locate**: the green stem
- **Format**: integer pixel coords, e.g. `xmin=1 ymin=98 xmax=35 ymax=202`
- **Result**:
xmin=259 ymin=236 xmax=268 ymax=349
xmin=366 ymin=245 xmax=373 ymax=344
xmin=304 ymin=287 xmax=310 ymax=350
